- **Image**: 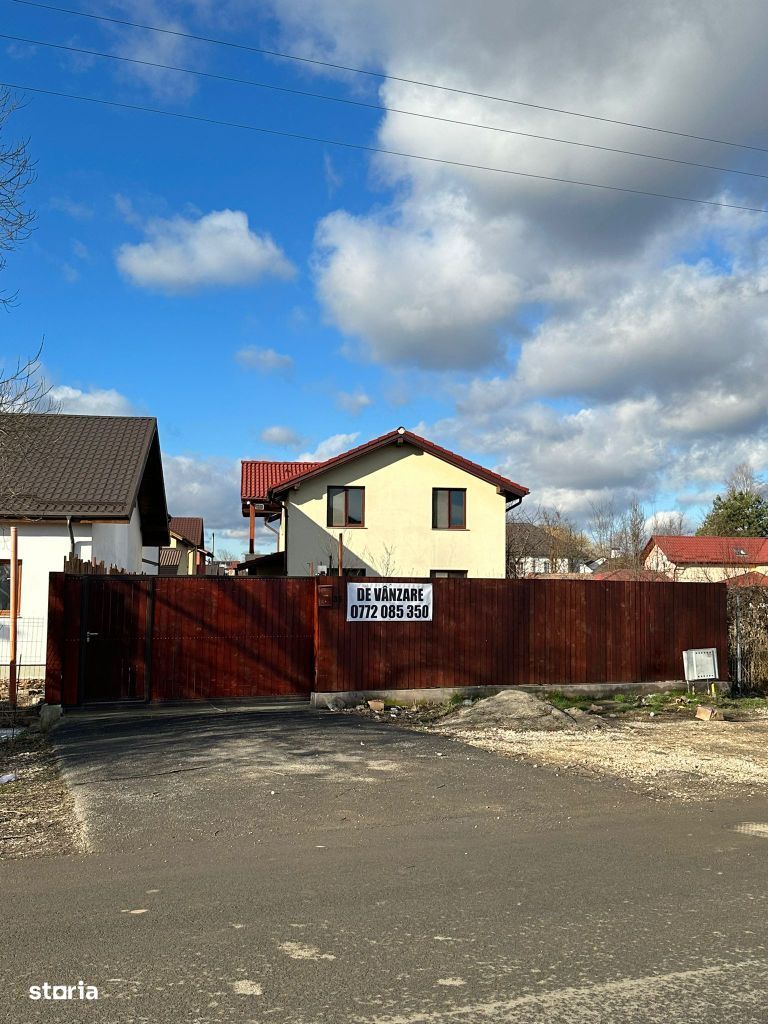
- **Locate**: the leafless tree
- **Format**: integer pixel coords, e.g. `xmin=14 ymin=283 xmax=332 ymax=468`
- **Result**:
xmin=0 ymin=90 xmax=36 ymax=310
xmin=0 ymin=92 xmax=55 ymax=516
xmin=648 ymin=509 xmax=689 ymax=536
xmin=725 ymin=461 xmax=764 ymax=497
xmin=507 ymin=505 xmax=590 ymax=577
xmin=364 ymin=542 xmax=399 ymax=577
xmin=618 ymin=500 xmax=648 ymax=568
xmin=587 ymin=499 xmax=622 ymax=560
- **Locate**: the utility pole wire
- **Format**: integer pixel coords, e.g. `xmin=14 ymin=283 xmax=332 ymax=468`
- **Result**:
xmin=3 ymin=32 xmax=768 ymax=183
xmin=2 ymin=79 xmax=766 ymax=215
xmin=11 ymin=0 xmax=768 ymax=158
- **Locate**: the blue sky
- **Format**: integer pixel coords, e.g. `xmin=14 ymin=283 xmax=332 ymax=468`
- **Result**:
xmin=3 ymin=1 xmax=768 ymax=551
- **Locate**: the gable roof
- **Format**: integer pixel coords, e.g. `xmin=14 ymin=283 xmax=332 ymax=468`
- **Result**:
xmin=241 ymin=460 xmax=321 ymax=503
xmin=644 ymin=534 xmax=768 ymax=566
xmin=241 ymin=428 xmax=528 ymax=507
xmin=591 ymin=567 xmax=670 ymax=581
xmin=725 ymin=570 xmax=768 ymax=588
xmin=169 ymin=516 xmax=204 ymax=548
xmin=0 ymin=414 xmax=169 ymax=545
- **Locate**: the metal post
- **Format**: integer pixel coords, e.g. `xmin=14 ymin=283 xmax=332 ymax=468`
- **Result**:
xmin=338 ymin=533 xmax=344 ymax=577
xmin=249 ymin=503 xmax=255 ymax=554
xmin=8 ymin=526 xmax=18 ymax=707
xmin=735 ymin=590 xmax=743 ymax=693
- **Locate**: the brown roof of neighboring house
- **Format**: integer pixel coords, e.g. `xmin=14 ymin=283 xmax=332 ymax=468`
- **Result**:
xmin=169 ymin=516 xmax=204 ymax=548
xmin=0 ymin=414 xmax=169 ymax=545
xmin=241 ymin=428 xmax=528 ymax=510
xmin=643 ymin=534 xmax=768 ymax=566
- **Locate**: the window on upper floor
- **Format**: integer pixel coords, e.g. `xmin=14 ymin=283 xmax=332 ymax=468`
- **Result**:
xmin=430 ymin=569 xmax=468 ymax=578
xmin=0 ymin=560 xmax=22 ymax=615
xmin=327 ymin=486 xmax=365 ymax=528
xmin=432 ymin=488 xmax=466 ymax=529
xmin=343 ymin=567 xmax=366 ymax=577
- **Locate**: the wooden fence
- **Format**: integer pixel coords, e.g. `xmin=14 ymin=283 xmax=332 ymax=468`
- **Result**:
xmin=45 ymin=575 xmax=728 ymax=704
xmin=315 ymin=577 xmax=728 ymax=693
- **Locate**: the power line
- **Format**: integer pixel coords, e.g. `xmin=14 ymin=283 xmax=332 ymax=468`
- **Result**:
xmin=11 ymin=0 xmax=768 ymax=159
xmin=2 ymin=79 xmax=766 ymax=215
xmin=4 ymin=31 xmax=768 ymax=184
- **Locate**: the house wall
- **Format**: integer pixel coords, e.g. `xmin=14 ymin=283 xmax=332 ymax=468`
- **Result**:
xmin=92 ymin=507 xmax=144 ymax=572
xmin=1 ymin=510 xmax=157 ymax=686
xmin=644 ymin=543 xmax=759 ymax=581
xmin=0 ymin=521 xmax=92 ymax=681
xmin=515 ymin=556 xmax=571 ymax=575
xmin=284 ymin=444 xmax=508 ymax=578
xmin=167 ymin=536 xmax=193 ymax=575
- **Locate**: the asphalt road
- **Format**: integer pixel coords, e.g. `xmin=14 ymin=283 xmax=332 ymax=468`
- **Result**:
xmin=3 ymin=703 xmax=768 ymax=1023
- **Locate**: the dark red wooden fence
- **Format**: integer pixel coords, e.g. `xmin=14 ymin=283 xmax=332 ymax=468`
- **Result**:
xmin=45 ymin=574 xmax=728 ymax=704
xmin=314 ymin=577 xmax=728 ymax=692
xmin=46 ymin=575 xmax=315 ymax=704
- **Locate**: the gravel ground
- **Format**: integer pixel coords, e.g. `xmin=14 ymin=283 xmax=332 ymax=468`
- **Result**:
xmin=0 ymin=731 xmax=83 ymax=859
xmin=434 ymin=716 xmax=768 ymax=800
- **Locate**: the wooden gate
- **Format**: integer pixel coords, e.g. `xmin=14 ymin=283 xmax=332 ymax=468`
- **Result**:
xmin=46 ymin=575 xmax=315 ymax=704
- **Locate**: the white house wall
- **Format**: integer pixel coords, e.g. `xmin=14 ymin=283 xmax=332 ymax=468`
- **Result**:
xmin=284 ymin=444 xmax=508 ymax=578
xmin=92 ymin=507 xmax=144 ymax=572
xmin=0 ymin=521 xmax=92 ymax=679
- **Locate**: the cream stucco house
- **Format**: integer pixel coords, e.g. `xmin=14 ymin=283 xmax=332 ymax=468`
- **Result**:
xmin=642 ymin=534 xmax=768 ymax=582
xmin=0 ymin=414 xmax=169 ymax=688
xmin=240 ymin=428 xmax=528 ymax=578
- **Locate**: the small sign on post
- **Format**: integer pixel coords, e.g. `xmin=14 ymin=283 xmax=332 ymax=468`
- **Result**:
xmin=347 ymin=582 xmax=433 ymax=622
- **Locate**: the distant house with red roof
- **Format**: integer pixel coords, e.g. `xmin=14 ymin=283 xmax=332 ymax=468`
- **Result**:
xmin=240 ymin=427 xmax=528 ymax=578
xmin=642 ymin=534 xmax=768 ymax=583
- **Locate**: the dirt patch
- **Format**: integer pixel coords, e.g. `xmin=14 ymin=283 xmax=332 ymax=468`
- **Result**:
xmin=433 ymin=715 xmax=768 ymax=801
xmin=0 ymin=731 xmax=84 ymax=859
xmin=339 ymin=691 xmax=768 ymax=801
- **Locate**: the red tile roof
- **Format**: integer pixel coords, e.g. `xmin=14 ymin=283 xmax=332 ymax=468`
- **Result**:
xmin=725 ymin=570 xmax=768 ymax=588
xmin=240 ymin=428 xmax=528 ymax=507
xmin=591 ymin=568 xmax=670 ymax=581
xmin=645 ymin=535 xmax=768 ymax=566
xmin=241 ymin=461 xmax=322 ymax=502
xmin=169 ymin=516 xmax=204 ymax=548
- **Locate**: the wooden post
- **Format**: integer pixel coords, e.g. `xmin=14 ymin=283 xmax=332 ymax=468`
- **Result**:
xmin=338 ymin=532 xmax=343 ymax=577
xmin=8 ymin=526 xmax=18 ymax=707
xmin=249 ymin=502 xmax=255 ymax=554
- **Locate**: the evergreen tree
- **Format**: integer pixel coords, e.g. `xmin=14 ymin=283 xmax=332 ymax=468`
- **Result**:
xmin=696 ymin=490 xmax=768 ymax=537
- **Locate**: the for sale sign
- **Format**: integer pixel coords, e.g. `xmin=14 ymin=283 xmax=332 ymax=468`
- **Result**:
xmin=347 ymin=582 xmax=433 ymax=622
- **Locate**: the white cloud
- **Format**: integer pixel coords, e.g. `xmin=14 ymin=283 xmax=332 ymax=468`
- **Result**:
xmin=270 ymin=0 xmax=768 ymax=370
xmin=49 ymin=196 xmax=93 ymax=219
xmin=163 ymin=453 xmax=273 ymax=554
xmin=235 ymin=346 xmax=294 ymax=373
xmin=116 ymin=209 xmax=295 ymax=293
xmin=336 ymin=389 xmax=372 ymax=415
xmin=260 ymin=425 xmax=303 ymax=446
xmin=50 ymin=385 xmax=137 ymax=416
xmin=105 ymin=1 xmax=201 ymax=102
xmin=314 ymin=203 xmax=521 ymax=368
xmin=263 ymin=0 xmax=768 ymax=518
xmin=298 ymin=432 xmax=360 ymax=461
